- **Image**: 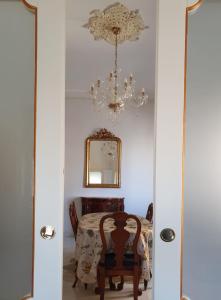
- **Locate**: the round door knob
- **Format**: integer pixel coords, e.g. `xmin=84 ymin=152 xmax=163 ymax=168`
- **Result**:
xmin=40 ymin=225 xmax=56 ymax=240
xmin=160 ymin=228 xmax=175 ymax=242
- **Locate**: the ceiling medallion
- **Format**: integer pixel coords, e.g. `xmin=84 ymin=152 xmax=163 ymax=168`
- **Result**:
xmin=83 ymin=2 xmax=148 ymax=45
xmin=84 ymin=3 xmax=149 ymax=121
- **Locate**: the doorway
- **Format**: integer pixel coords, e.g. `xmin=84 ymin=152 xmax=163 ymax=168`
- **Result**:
xmin=63 ymin=0 xmax=156 ymax=299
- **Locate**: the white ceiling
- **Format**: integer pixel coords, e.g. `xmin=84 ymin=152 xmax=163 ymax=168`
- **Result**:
xmin=66 ymin=0 xmax=156 ymax=101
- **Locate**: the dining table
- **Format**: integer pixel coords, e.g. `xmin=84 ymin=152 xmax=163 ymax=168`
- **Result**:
xmin=74 ymin=212 xmax=153 ymax=285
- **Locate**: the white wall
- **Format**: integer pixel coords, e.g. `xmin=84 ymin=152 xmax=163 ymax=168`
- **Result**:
xmin=183 ymin=1 xmax=221 ymax=299
xmin=64 ymin=98 xmax=154 ymax=236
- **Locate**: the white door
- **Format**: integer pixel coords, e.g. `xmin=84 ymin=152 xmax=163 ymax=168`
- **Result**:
xmin=0 ymin=0 xmax=65 ymax=300
xmin=182 ymin=1 xmax=221 ymax=300
xmin=0 ymin=0 xmax=201 ymax=300
xmin=153 ymin=1 xmax=186 ymax=300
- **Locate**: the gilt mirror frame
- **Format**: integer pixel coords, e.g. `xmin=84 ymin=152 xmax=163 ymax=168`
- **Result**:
xmin=85 ymin=128 xmax=121 ymax=188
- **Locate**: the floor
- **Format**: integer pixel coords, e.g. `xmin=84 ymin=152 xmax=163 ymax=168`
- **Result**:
xmin=63 ymin=237 xmax=152 ymax=300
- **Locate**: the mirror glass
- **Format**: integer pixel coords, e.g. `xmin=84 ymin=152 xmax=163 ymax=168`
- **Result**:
xmin=85 ymin=129 xmax=121 ymax=187
xmin=89 ymin=140 xmax=119 ymax=185
xmin=0 ymin=1 xmax=35 ymax=299
xmin=183 ymin=1 xmax=221 ymax=299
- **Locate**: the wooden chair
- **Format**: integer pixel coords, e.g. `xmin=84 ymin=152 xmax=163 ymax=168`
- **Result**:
xmin=144 ymin=202 xmax=153 ymax=290
xmin=97 ymin=212 xmax=143 ymax=300
xmin=69 ymin=202 xmax=87 ymax=290
xmin=69 ymin=201 xmax=79 ymax=240
xmin=146 ymin=202 xmax=153 ymax=223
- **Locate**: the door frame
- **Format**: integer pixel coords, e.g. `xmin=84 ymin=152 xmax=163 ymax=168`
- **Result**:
xmin=20 ymin=0 xmax=202 ymax=300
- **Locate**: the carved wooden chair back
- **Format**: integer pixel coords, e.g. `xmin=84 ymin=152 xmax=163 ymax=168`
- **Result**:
xmin=99 ymin=212 xmax=141 ymax=270
xmin=146 ymin=202 xmax=153 ymax=223
xmin=69 ymin=202 xmax=78 ymax=240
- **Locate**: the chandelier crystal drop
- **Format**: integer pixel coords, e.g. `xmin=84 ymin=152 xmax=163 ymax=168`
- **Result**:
xmin=85 ymin=3 xmax=149 ymax=121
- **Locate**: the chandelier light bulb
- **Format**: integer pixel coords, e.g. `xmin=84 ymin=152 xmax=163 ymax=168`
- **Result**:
xmin=129 ymin=73 xmax=133 ymax=83
xmin=96 ymin=79 xmax=101 ymax=88
xmin=124 ymin=79 xmax=128 ymax=89
xmin=90 ymin=84 xmax=95 ymax=97
xmin=109 ymin=72 xmax=113 ymax=81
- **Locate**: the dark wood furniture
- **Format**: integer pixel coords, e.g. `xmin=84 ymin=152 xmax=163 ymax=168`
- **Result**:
xmin=69 ymin=202 xmax=79 ymax=240
xmin=146 ymin=202 xmax=153 ymax=223
xmin=144 ymin=202 xmax=153 ymax=290
xmin=96 ymin=212 xmax=142 ymax=300
xmin=81 ymin=197 xmax=124 ymax=215
xmin=69 ymin=202 xmax=87 ymax=290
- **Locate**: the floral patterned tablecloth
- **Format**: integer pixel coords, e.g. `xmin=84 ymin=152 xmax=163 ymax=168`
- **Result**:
xmin=74 ymin=212 xmax=153 ymax=284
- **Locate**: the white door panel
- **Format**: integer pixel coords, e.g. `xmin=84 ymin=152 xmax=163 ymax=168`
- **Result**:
xmin=0 ymin=2 xmax=35 ymax=299
xmin=0 ymin=0 xmax=65 ymax=299
xmin=32 ymin=0 xmax=65 ymax=299
xmin=153 ymin=1 xmax=186 ymax=300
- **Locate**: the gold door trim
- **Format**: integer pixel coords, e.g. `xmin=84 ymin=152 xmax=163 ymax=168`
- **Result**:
xmin=187 ymin=0 xmax=204 ymax=12
xmin=180 ymin=1 xmax=204 ymax=300
xmin=20 ymin=1 xmax=38 ymax=300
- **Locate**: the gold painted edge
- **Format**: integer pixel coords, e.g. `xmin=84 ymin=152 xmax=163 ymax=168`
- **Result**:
xmin=21 ymin=296 xmax=32 ymax=300
xmin=22 ymin=0 xmax=36 ymax=12
xmin=180 ymin=9 xmax=188 ymax=300
xmin=180 ymin=1 xmax=204 ymax=299
xmin=20 ymin=0 xmax=38 ymax=300
xmin=187 ymin=0 xmax=204 ymax=12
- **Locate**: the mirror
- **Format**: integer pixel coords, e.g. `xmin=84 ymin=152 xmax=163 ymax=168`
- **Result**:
xmin=85 ymin=129 xmax=121 ymax=188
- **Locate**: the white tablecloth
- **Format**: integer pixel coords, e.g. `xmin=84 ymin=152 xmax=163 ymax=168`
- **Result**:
xmin=74 ymin=212 xmax=153 ymax=284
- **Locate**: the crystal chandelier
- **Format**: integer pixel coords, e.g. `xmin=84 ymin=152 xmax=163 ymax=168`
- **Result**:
xmin=84 ymin=3 xmax=149 ymax=121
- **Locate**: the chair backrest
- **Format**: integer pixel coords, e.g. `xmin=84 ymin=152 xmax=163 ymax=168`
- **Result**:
xmin=69 ymin=202 xmax=78 ymax=240
xmin=99 ymin=212 xmax=141 ymax=269
xmin=146 ymin=202 xmax=153 ymax=223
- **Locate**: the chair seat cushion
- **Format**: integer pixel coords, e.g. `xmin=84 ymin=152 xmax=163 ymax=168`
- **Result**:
xmin=100 ymin=252 xmax=141 ymax=269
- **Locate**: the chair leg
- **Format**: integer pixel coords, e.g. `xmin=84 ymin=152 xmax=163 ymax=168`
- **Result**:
xmin=97 ymin=268 xmax=105 ymax=300
xmin=144 ymin=268 xmax=152 ymax=290
xmin=138 ymin=273 xmax=142 ymax=296
xmin=100 ymin=276 xmax=105 ymax=300
xmin=72 ymin=275 xmax=78 ymax=288
xmin=117 ymin=276 xmax=124 ymax=290
xmin=72 ymin=260 xmax=79 ymax=288
xmin=109 ymin=277 xmax=116 ymax=290
xmin=133 ymin=275 xmax=139 ymax=300
xmin=144 ymin=279 xmax=148 ymax=291
xmin=84 ymin=283 xmax=88 ymax=290
xmin=133 ymin=270 xmax=142 ymax=300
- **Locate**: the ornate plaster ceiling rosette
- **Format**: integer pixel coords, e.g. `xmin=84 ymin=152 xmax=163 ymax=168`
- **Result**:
xmin=83 ymin=2 xmax=148 ymax=45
